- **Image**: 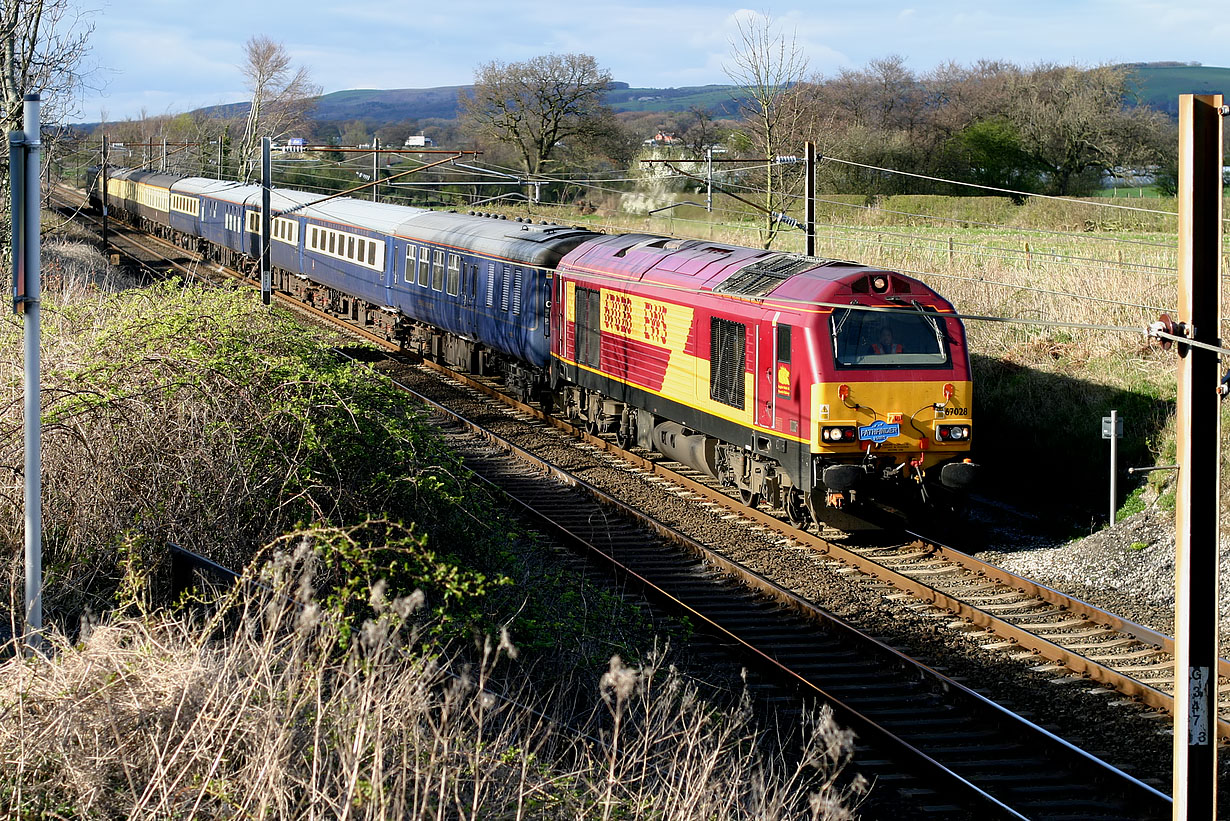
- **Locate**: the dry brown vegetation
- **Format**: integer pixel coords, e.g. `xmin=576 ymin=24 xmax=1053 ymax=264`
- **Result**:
xmin=0 ymin=531 xmax=862 ymax=819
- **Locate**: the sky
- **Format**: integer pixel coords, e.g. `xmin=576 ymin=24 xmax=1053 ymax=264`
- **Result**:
xmin=72 ymin=0 xmax=1230 ymax=123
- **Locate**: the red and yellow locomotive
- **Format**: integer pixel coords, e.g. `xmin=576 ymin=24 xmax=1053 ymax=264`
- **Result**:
xmin=548 ymin=233 xmax=977 ymax=527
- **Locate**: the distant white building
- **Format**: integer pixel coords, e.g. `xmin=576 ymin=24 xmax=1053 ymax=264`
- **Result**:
xmin=404 ymin=134 xmax=435 ymax=147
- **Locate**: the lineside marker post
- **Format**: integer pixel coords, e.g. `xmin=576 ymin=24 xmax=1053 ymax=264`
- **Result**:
xmin=10 ymin=94 xmax=42 ymax=653
xmin=1102 ymin=410 xmax=1122 ymax=525
xmin=1173 ymin=92 xmax=1223 ymax=820
xmin=260 ymin=137 xmax=270 ymax=306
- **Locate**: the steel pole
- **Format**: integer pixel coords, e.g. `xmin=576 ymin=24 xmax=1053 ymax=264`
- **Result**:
xmin=21 ymin=94 xmax=42 ymax=652
xmin=260 ymin=137 xmax=271 ymax=305
xmin=100 ymin=134 xmax=108 ymax=249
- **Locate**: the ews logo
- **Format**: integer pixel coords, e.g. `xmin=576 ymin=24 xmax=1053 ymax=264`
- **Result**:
xmin=644 ymin=303 xmax=668 ymax=345
xmin=604 ymin=293 xmax=633 ymax=335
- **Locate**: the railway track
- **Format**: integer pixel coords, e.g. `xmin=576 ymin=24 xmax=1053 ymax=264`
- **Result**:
xmin=51 ymin=186 xmax=1184 ymax=816
xmin=353 ymin=357 xmax=1172 ymax=818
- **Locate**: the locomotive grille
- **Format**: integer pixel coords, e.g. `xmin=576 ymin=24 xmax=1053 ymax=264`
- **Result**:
xmin=710 ymin=318 xmax=746 ymax=409
xmin=714 ymin=254 xmax=851 ymax=298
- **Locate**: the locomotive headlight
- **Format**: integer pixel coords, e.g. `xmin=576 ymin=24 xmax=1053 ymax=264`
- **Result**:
xmin=936 ymin=424 xmax=971 ymax=442
xmin=822 ymin=426 xmax=857 ymax=444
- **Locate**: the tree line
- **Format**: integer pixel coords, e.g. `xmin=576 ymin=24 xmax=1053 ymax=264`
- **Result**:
xmin=1 ymin=4 xmax=1190 ymax=236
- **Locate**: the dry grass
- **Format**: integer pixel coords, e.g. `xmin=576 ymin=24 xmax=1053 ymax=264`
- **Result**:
xmin=0 ymin=539 xmax=863 ymax=820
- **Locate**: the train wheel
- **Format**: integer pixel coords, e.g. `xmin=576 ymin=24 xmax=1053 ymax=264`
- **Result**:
xmin=739 ymin=487 xmax=760 ymax=509
xmin=784 ymin=488 xmax=811 ymax=528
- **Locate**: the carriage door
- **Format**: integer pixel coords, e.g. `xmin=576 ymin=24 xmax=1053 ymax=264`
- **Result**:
xmin=754 ymin=313 xmax=780 ymax=429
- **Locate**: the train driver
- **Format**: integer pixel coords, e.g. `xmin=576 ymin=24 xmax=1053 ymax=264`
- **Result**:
xmin=870 ymin=325 xmax=904 ymax=355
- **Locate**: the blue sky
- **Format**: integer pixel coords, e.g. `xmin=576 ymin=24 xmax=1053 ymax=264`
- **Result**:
xmin=77 ymin=0 xmax=1230 ymax=123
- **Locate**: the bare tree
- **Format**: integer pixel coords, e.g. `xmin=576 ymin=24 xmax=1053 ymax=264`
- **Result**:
xmin=1 ymin=0 xmax=93 ymax=133
xmin=724 ymin=12 xmax=814 ymax=248
xmin=459 ymin=53 xmax=615 ymax=176
xmin=0 ymin=0 xmax=94 ymax=252
xmin=236 ymin=35 xmax=318 ymax=181
xmin=1006 ymin=63 xmax=1171 ymax=196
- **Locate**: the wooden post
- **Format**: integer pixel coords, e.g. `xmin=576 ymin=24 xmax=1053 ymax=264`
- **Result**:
xmin=1172 ymin=92 xmax=1223 ymax=821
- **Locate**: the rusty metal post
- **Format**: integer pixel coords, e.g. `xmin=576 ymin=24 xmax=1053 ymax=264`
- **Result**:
xmin=1172 ymin=92 xmax=1223 ymax=820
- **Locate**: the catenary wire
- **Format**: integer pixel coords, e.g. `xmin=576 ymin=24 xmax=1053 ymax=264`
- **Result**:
xmin=820 ymin=155 xmax=1183 ymax=217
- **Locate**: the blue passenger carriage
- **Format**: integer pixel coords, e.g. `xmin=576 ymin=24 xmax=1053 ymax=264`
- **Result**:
xmin=296 ymin=198 xmax=420 ymax=312
xmin=395 ymin=214 xmax=596 ymax=366
xmin=169 ymin=178 xmax=245 ymax=250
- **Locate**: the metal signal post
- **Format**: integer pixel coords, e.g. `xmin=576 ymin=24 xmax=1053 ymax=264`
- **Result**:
xmin=10 ymin=94 xmax=42 ymax=652
xmin=261 ymin=137 xmax=271 ymax=305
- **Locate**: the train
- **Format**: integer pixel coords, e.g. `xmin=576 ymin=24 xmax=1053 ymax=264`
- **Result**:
xmin=87 ymin=165 xmax=978 ymax=529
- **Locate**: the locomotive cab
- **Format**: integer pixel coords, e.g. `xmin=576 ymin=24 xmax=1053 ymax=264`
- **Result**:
xmin=806 ymin=273 xmax=979 ymax=522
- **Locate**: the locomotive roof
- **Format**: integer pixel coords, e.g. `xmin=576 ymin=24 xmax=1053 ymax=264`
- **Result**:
xmin=561 ymin=233 xmax=902 ymax=299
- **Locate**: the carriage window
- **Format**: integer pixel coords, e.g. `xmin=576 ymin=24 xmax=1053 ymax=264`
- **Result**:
xmin=446 ymin=254 xmax=461 ymax=296
xmin=368 ymin=241 xmax=377 ymax=267
xmin=312 ymin=227 xmax=319 ymax=248
xmin=417 ymin=247 xmax=430 ymax=286
xmin=357 ymin=239 xmax=366 ymax=261
xmin=347 ymin=236 xmax=355 ymax=260
xmin=776 ymin=324 xmax=791 ymax=364
xmin=830 ymin=308 xmax=951 ymax=369
xmin=328 ymin=232 xmax=336 ymax=254
xmin=432 ymin=250 xmax=445 ymax=291
xmin=405 ymin=246 xmax=416 ymax=283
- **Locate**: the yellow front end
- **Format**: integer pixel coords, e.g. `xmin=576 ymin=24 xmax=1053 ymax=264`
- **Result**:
xmin=810 ymin=379 xmax=974 ymax=471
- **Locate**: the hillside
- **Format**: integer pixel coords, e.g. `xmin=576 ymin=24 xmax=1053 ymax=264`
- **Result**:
xmin=1123 ymin=63 xmax=1230 ymax=115
xmin=107 ymin=64 xmax=1228 ymax=132
xmin=193 ymin=82 xmax=747 ymax=125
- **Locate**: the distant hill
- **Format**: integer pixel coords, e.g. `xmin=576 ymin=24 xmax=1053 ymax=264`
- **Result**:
xmin=98 ymin=65 xmax=1228 ymax=132
xmin=190 ymin=82 xmax=746 ymax=125
xmin=1123 ymin=63 xmax=1230 ymax=116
